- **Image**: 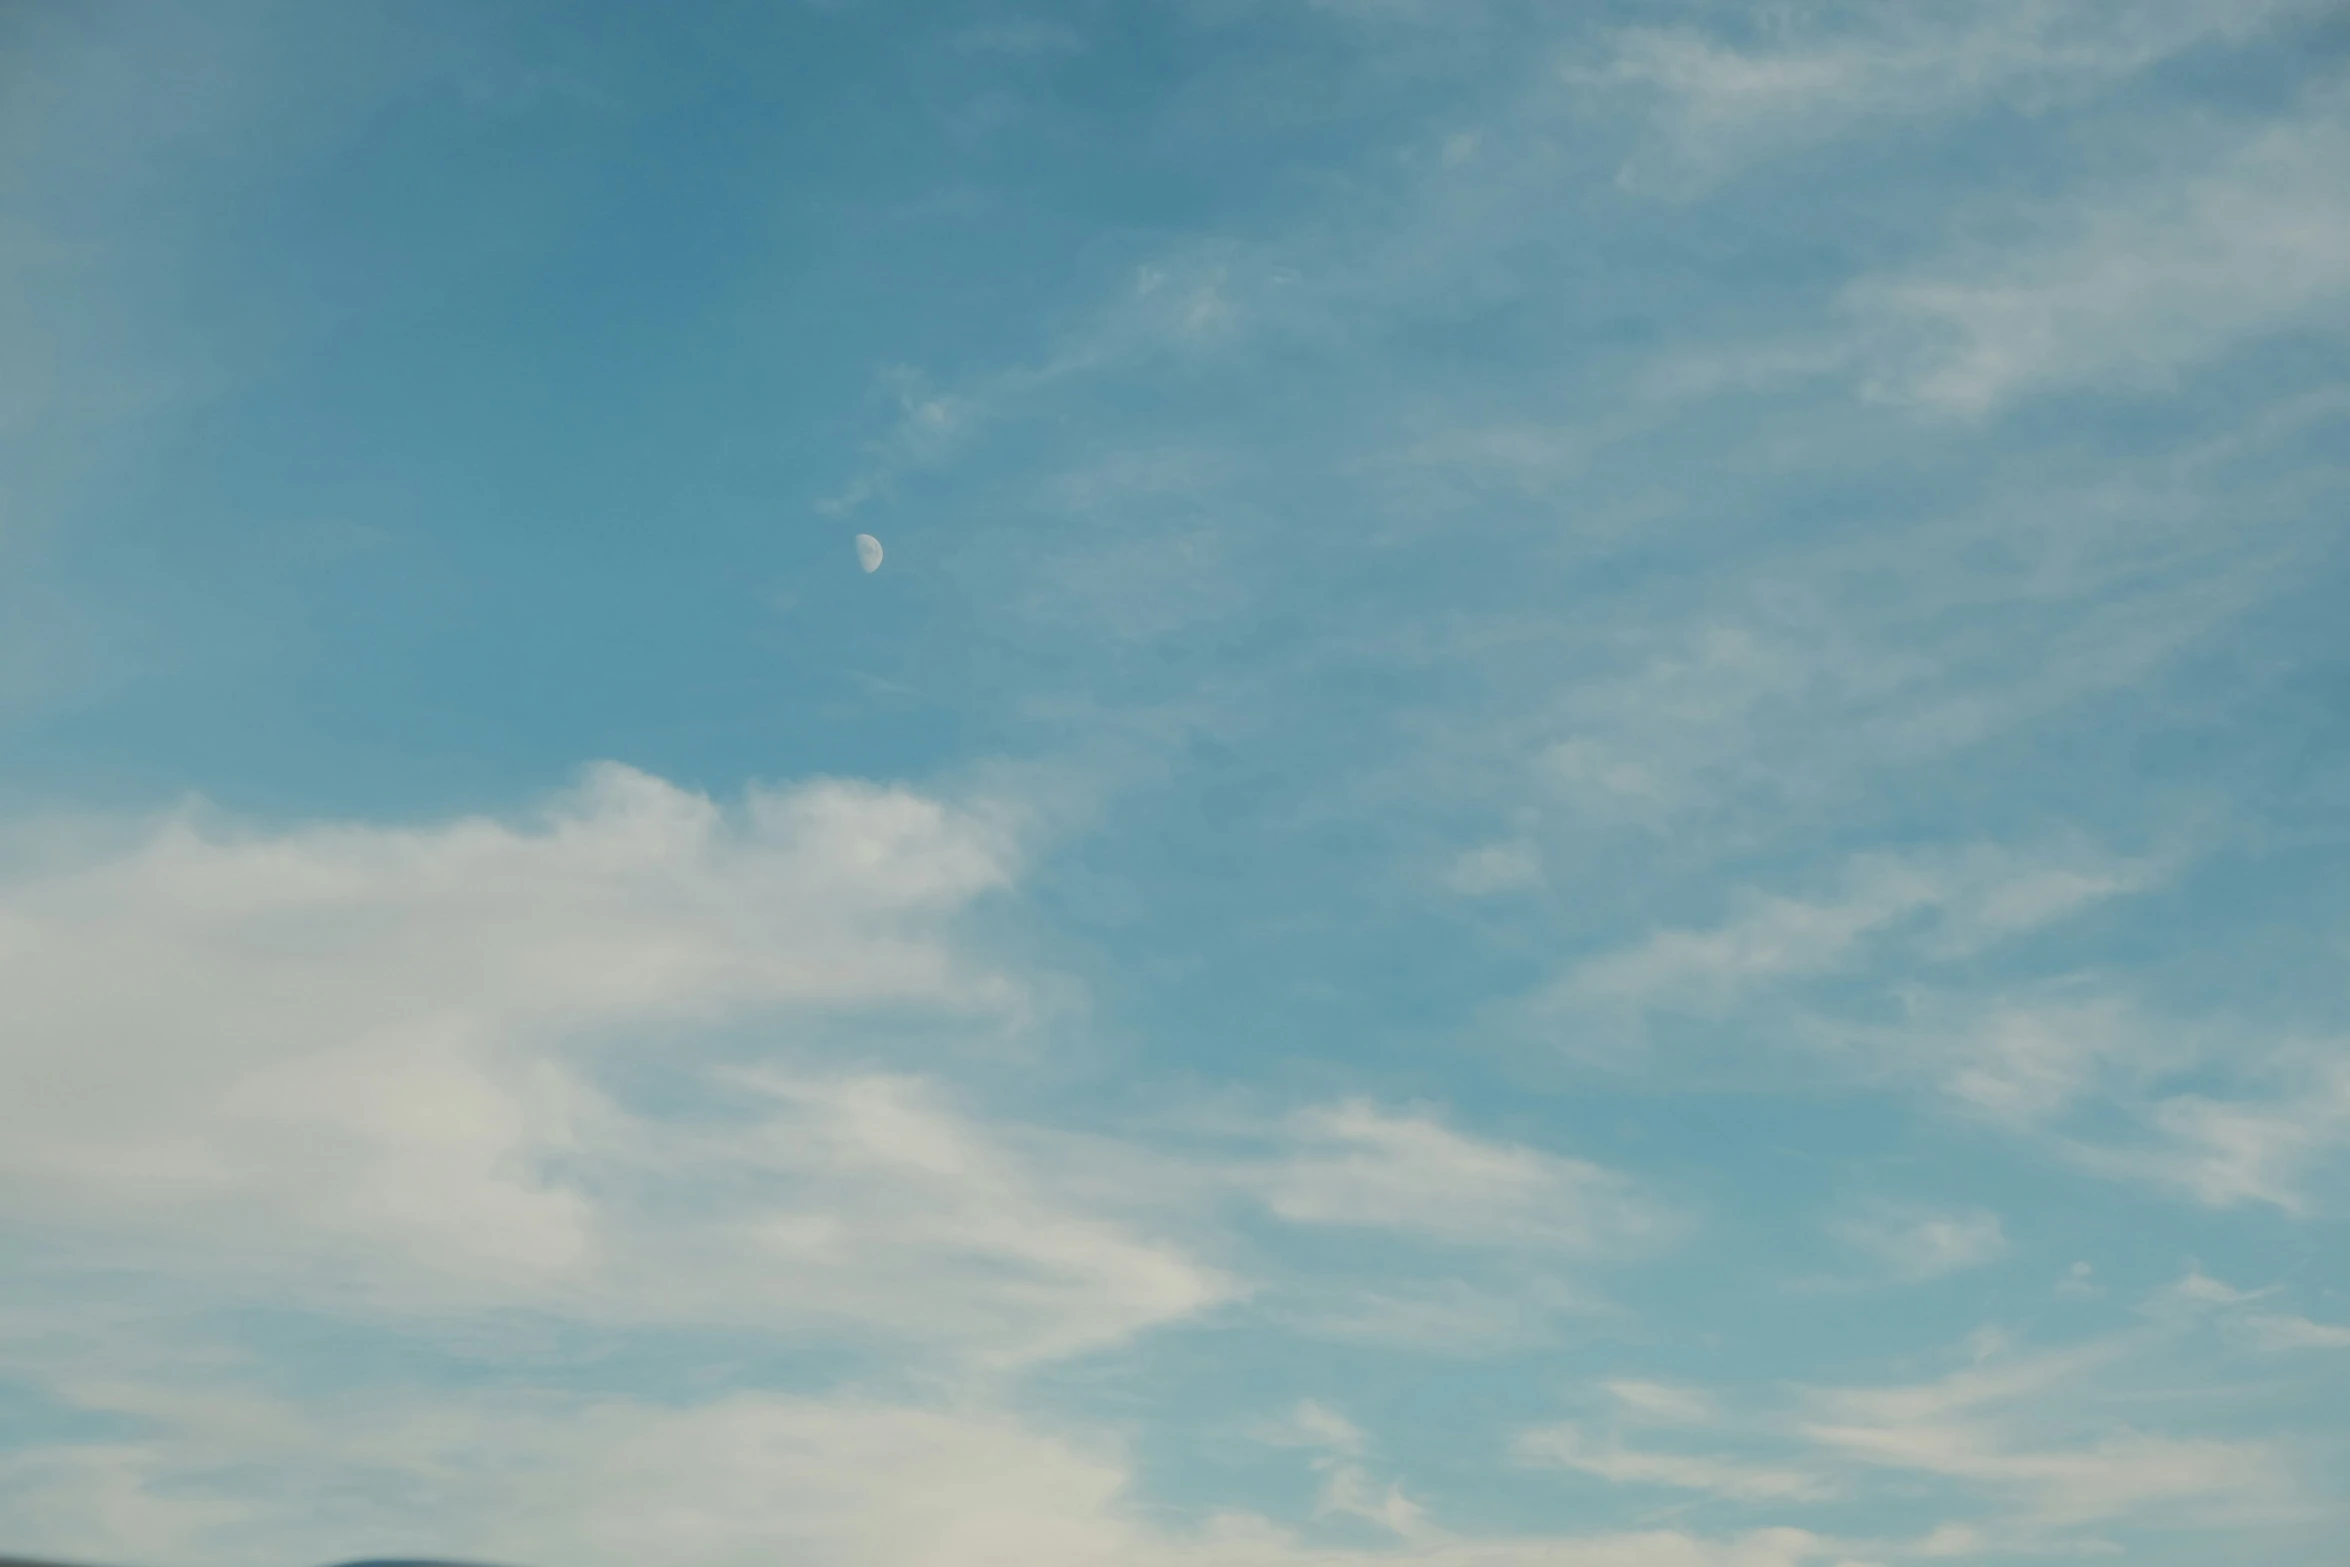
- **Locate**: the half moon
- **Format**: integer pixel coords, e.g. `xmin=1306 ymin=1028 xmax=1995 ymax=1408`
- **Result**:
xmin=854 ymin=533 xmax=884 ymax=573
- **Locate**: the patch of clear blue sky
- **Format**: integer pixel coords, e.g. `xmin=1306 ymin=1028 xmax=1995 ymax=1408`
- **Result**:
xmin=5 ymin=0 xmax=2350 ymax=1560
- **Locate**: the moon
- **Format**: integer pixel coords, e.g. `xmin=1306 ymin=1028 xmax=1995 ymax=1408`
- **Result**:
xmin=854 ymin=533 xmax=884 ymax=573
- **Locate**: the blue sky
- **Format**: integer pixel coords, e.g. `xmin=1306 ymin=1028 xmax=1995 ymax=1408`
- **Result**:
xmin=3 ymin=3 xmax=2348 ymax=1564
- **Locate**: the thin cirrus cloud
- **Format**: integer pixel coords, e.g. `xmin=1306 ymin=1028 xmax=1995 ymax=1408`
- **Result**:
xmin=2240 ymin=1314 xmax=2350 ymax=1352
xmin=1514 ymin=1423 xmax=1835 ymax=1503
xmin=1827 ymin=993 xmax=2318 ymax=1215
xmin=2145 ymin=1266 xmax=2350 ymax=1349
xmin=1252 ymin=1399 xmax=1369 ymax=1457
xmin=1547 ymin=846 xmax=2153 ymax=1018
xmin=1849 ymin=101 xmax=2350 ymax=413
xmin=1829 ymin=1204 xmax=2010 ymax=1284
xmin=1796 ymin=1348 xmax=2292 ymax=1532
xmin=1602 ymin=1380 xmax=1720 ymax=1426
xmin=1256 ymin=1274 xmax=1600 ymax=1358
xmin=2064 ymin=1062 xmax=2350 ymax=1214
xmin=1516 ymin=1297 xmax=2327 ymax=1547
xmin=1255 ymin=1099 xmax=1675 ymax=1256
xmin=1589 ymin=0 xmax=2311 ymax=189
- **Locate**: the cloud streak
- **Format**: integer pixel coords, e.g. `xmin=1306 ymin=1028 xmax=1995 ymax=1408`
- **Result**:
xmin=1851 ymin=97 xmax=2350 ymax=412
xmin=1257 ymin=1099 xmax=1675 ymax=1256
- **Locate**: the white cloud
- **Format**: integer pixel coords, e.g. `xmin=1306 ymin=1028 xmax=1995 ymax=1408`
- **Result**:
xmin=2067 ymin=1056 xmax=2350 ymax=1214
xmin=1797 ymin=1337 xmax=2292 ymax=1529
xmin=0 ymin=765 xmax=1231 ymax=1365
xmin=1551 ymin=848 xmax=2148 ymax=1018
xmin=1830 ymin=1204 xmax=2008 ymax=1283
xmin=1878 ymin=1009 xmax=2350 ymax=1216
xmin=2141 ymin=1267 xmax=2350 ymax=1350
xmin=625 ymin=1070 xmax=1236 ymax=1365
xmin=1935 ymin=997 xmax=2146 ymax=1126
xmin=0 ymin=1372 xmax=1883 ymax=1567
xmin=1801 ymin=1335 xmax=2126 ymax=1429
xmin=812 ymin=237 xmax=1282 ymax=523
xmin=2149 ymin=1264 xmax=2276 ymax=1313
xmin=2054 ymin=1262 xmax=2102 ymax=1301
xmin=1255 ymin=1399 xmax=1368 ymax=1456
xmin=1515 ymin=1325 xmax=2333 ymax=1548
xmin=1262 ymin=1275 xmax=1589 ymax=1356
xmin=2239 ymin=1313 xmax=2350 ymax=1352
xmin=1833 ymin=1002 xmax=2350 ymax=1218
xmin=1804 ymin=1419 xmax=2281 ymax=1530
xmin=1559 ymin=862 xmax=1938 ymax=1014
xmin=477 ymin=1396 xmax=1141 ymax=1567
xmin=1241 ymin=1106 xmax=1676 ymax=1354
xmin=1516 ymin=1423 xmax=1833 ymax=1502
xmin=0 ymin=1387 xmax=1144 ymax=1567
xmin=1314 ymin=1461 xmax=1430 ymax=1540
xmin=1603 ymin=1379 xmax=1717 ymax=1426
xmin=1851 ymin=99 xmax=2350 ymax=412
xmin=1512 ymin=451 xmax=2293 ymax=842
xmin=815 ymin=371 xmax=981 ymax=516
xmin=1589 ymin=0 xmax=2308 ymax=190
xmin=1257 ymin=1100 xmax=1673 ymax=1255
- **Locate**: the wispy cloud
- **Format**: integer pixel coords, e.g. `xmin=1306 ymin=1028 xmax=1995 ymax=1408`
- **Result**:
xmin=0 ymin=1368 xmax=1888 ymax=1567
xmin=1830 ymin=1203 xmax=2010 ymax=1283
xmin=1589 ymin=0 xmax=2311 ymax=191
xmin=640 ymin=1070 xmax=1237 ymax=1364
xmin=2065 ymin=1054 xmax=2350 ymax=1213
xmin=1548 ymin=846 xmax=2152 ymax=1019
xmin=1796 ymin=1334 xmax=2294 ymax=1531
xmin=814 ymin=371 xmax=981 ymax=517
xmin=1258 ymin=1275 xmax=1592 ymax=1356
xmin=1850 ymin=96 xmax=2350 ymax=412
xmin=1515 ymin=1423 xmax=1834 ymax=1502
xmin=1602 ymin=1379 xmax=1718 ymax=1426
xmin=812 ymin=244 xmax=1279 ymax=520
xmin=1819 ymin=996 xmax=2350 ymax=1217
xmin=1509 ymin=1314 xmax=2336 ymax=1551
xmin=1253 ymin=1399 xmax=1368 ymax=1457
xmin=1930 ymin=996 xmax=2152 ymax=1126
xmin=1256 ymin=1100 xmax=1674 ymax=1255
xmin=2054 ymin=1261 xmax=2103 ymax=1301
xmin=2241 ymin=1314 xmax=2350 ymax=1352
xmin=2136 ymin=1266 xmax=2350 ymax=1348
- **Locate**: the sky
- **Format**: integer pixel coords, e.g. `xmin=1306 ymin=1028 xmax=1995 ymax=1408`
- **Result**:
xmin=2 ymin=2 xmax=2348 ymax=1564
